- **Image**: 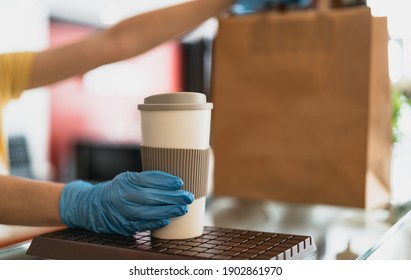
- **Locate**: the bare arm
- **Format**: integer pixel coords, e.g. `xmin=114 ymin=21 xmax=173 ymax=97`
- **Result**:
xmin=0 ymin=176 xmax=64 ymax=226
xmin=29 ymin=0 xmax=234 ymax=89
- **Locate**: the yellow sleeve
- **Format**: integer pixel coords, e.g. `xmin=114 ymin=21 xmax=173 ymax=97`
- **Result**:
xmin=0 ymin=52 xmax=36 ymax=172
xmin=0 ymin=52 xmax=37 ymax=102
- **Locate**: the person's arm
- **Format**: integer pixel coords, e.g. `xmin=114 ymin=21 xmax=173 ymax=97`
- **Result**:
xmin=0 ymin=171 xmax=193 ymax=236
xmin=28 ymin=0 xmax=234 ymax=89
xmin=0 ymin=175 xmax=64 ymax=226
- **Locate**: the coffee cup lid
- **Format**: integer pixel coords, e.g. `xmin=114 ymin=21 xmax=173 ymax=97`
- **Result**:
xmin=138 ymin=92 xmax=213 ymax=111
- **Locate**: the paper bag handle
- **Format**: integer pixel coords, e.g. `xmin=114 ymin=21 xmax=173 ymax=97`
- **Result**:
xmin=317 ymin=0 xmax=329 ymax=12
xmin=317 ymin=0 xmax=343 ymax=12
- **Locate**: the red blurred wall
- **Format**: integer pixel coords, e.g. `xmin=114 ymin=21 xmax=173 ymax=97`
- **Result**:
xmin=48 ymin=21 xmax=182 ymax=180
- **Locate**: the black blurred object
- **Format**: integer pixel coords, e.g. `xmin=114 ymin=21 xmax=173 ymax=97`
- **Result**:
xmin=8 ymin=135 xmax=33 ymax=178
xmin=74 ymin=142 xmax=142 ymax=182
xmin=181 ymin=40 xmax=205 ymax=94
xmin=181 ymin=39 xmax=214 ymax=100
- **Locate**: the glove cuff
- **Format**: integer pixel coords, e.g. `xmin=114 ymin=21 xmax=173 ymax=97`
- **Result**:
xmin=60 ymin=180 xmax=94 ymax=228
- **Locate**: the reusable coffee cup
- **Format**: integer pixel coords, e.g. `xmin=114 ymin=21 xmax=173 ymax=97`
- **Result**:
xmin=138 ymin=92 xmax=213 ymax=239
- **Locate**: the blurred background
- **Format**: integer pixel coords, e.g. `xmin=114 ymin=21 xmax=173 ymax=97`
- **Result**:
xmin=2 ymin=0 xmax=411 ymax=260
xmin=1 ymin=0 xmax=411 ymax=204
xmin=1 ymin=0 xmax=214 ymax=183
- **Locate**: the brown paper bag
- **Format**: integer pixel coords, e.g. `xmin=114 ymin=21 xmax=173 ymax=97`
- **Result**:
xmin=210 ymin=2 xmax=391 ymax=208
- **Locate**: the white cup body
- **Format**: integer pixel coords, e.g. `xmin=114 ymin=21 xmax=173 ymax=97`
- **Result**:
xmin=139 ymin=93 xmax=212 ymax=239
xmin=140 ymin=110 xmax=211 ymax=149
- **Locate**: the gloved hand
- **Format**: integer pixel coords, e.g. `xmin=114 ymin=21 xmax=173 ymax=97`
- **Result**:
xmin=60 ymin=171 xmax=194 ymax=236
xmin=233 ymin=0 xmax=312 ymax=14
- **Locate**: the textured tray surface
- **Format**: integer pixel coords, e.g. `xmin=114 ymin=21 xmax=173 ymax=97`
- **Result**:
xmin=27 ymin=226 xmax=316 ymax=260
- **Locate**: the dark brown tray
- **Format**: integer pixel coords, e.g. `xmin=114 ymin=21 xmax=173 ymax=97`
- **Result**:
xmin=27 ymin=226 xmax=316 ymax=260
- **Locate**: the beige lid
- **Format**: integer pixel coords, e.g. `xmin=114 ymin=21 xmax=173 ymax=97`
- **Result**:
xmin=138 ymin=92 xmax=213 ymax=111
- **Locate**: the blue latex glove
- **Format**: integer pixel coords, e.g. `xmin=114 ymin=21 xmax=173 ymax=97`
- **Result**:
xmin=233 ymin=0 xmax=312 ymax=14
xmin=60 ymin=171 xmax=194 ymax=236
